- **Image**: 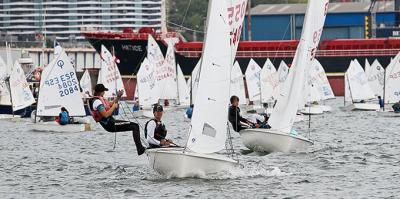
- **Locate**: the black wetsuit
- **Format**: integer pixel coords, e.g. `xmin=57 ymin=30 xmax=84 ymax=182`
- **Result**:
xmin=228 ymin=106 xmax=249 ymax=132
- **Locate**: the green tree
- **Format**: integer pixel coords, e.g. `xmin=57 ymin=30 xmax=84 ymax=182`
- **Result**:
xmin=168 ymin=0 xmax=308 ymax=41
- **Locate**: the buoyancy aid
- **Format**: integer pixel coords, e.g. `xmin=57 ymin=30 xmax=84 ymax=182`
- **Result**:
xmin=144 ymin=119 xmax=167 ymax=141
xmin=90 ymin=96 xmax=111 ymax=122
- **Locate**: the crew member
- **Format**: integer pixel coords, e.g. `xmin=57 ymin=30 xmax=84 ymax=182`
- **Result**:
xmin=90 ymin=84 xmax=146 ymax=155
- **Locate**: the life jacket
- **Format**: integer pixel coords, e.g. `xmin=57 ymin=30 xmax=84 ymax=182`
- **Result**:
xmin=144 ymin=119 xmax=167 ymax=141
xmin=59 ymin=111 xmax=69 ymax=125
xmin=89 ymin=96 xmax=110 ymax=122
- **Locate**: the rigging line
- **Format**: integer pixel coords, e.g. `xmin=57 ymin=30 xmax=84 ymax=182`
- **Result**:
xmin=180 ymin=0 xmax=193 ymax=27
xmin=271 ymin=20 xmax=291 ymax=64
xmin=167 ymin=21 xmax=205 ymax=34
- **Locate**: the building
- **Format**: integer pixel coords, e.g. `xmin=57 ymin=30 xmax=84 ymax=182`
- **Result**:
xmin=243 ymin=1 xmax=400 ymax=41
xmin=0 ymin=0 xmax=165 ymax=42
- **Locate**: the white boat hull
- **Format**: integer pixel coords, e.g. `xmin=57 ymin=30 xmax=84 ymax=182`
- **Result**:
xmin=300 ymin=106 xmax=324 ymax=115
xmin=0 ymin=114 xmax=21 ymax=120
xmin=147 ymin=147 xmax=238 ymax=178
xmin=349 ymin=103 xmax=380 ymax=111
xmin=239 ymin=129 xmax=313 ymax=153
xmin=313 ymin=105 xmax=332 ymax=112
xmin=30 ymin=122 xmax=91 ymax=132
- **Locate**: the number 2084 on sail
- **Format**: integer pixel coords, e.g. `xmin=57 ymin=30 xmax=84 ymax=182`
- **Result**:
xmin=44 ymin=72 xmax=79 ymax=97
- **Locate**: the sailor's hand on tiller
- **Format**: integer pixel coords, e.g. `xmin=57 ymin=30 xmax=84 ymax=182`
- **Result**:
xmin=117 ymin=90 xmax=124 ymax=98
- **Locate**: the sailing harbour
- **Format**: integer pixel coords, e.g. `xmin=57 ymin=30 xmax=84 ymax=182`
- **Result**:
xmin=0 ymin=98 xmax=399 ymax=198
xmin=1 ymin=0 xmax=400 ymax=198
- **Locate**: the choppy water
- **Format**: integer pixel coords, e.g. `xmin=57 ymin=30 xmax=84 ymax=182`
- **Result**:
xmin=1 ymin=98 xmax=399 ymax=198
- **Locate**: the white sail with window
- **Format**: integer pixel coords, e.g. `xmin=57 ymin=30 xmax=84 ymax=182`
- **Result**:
xmin=37 ymin=50 xmax=85 ymax=116
xmin=269 ymin=0 xmax=329 ymax=133
xmin=186 ymin=0 xmax=236 ymax=154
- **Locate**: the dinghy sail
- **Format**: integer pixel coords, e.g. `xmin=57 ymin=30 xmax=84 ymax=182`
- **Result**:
xmin=37 ymin=50 xmax=86 ymax=116
xmin=185 ymin=0 xmax=234 ymax=154
xmin=80 ymin=69 xmax=92 ymax=98
xmin=345 ymin=60 xmax=376 ymax=103
xmin=9 ymin=61 xmax=35 ymax=111
xmin=366 ymin=59 xmax=385 ymax=97
xmin=384 ymin=52 xmax=400 ymax=104
xmin=268 ymin=0 xmax=329 ymax=133
xmin=98 ymin=45 xmax=126 ymax=98
xmin=260 ymin=58 xmax=277 ymax=103
xmin=137 ymin=58 xmax=160 ymax=107
xmin=230 ymin=61 xmax=246 ymax=105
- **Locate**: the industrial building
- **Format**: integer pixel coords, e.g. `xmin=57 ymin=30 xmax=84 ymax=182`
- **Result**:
xmin=243 ymin=1 xmax=400 ymax=41
xmin=0 ymin=0 xmax=165 ymax=42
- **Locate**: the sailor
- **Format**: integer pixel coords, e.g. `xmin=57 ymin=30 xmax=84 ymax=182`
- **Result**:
xmin=89 ymin=84 xmax=146 ymax=155
xmin=378 ymin=96 xmax=384 ymax=110
xmin=57 ymin=107 xmax=71 ymax=125
xmin=392 ymin=100 xmax=400 ymax=113
xmin=144 ymin=104 xmax=173 ymax=148
xmin=185 ymin=104 xmax=194 ymax=119
xmin=228 ymin=96 xmax=257 ymax=132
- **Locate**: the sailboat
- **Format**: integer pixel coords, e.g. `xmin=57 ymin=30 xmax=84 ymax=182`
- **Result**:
xmin=344 ymin=59 xmax=379 ymax=111
xmin=379 ymin=52 xmax=400 ymax=116
xmin=30 ymin=50 xmax=90 ymax=132
xmin=300 ymin=59 xmax=334 ymax=115
xmin=146 ymin=0 xmax=246 ymax=178
xmin=0 ymin=43 xmax=34 ymax=119
xmin=136 ymin=58 xmax=160 ymax=118
xmin=366 ymin=59 xmax=385 ymax=97
xmin=239 ymin=0 xmax=329 ymax=153
xmin=260 ymin=58 xmax=277 ymax=107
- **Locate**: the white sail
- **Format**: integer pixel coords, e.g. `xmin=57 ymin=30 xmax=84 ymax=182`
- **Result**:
xmin=80 ymin=69 xmax=92 ymax=98
xmin=272 ymin=61 xmax=289 ymax=99
xmin=365 ymin=59 xmax=371 ymax=77
xmin=0 ymin=56 xmax=11 ymax=106
xmin=9 ymin=61 xmax=35 ymax=111
xmin=345 ymin=59 xmax=376 ymax=102
xmin=260 ymin=58 xmax=277 ymax=103
xmin=230 ymin=61 xmax=246 ymax=104
xmin=177 ymin=64 xmax=190 ymax=105
xmin=186 ymin=0 xmax=232 ymax=154
xmin=313 ymin=59 xmax=335 ymax=100
xmin=385 ymin=52 xmax=400 ymax=103
xmin=37 ymin=50 xmax=85 ymax=116
xmin=226 ymin=0 xmax=248 ymax=59
xmin=98 ymin=45 xmax=126 ymax=98
xmin=366 ymin=59 xmax=384 ymax=97
xmin=156 ymin=41 xmax=178 ymax=100
xmin=147 ymin=35 xmax=164 ymax=69
xmin=344 ymin=67 xmax=352 ymax=102
xmin=137 ymin=58 xmax=160 ymax=107
xmin=245 ymin=59 xmax=262 ymax=102
xmin=269 ymin=0 xmax=329 ymax=133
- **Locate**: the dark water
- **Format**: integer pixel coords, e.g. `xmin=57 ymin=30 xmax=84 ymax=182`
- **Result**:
xmin=1 ymin=98 xmax=399 ymax=198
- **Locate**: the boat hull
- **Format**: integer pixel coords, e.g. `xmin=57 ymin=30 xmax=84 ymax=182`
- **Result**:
xmin=313 ymin=105 xmax=332 ymax=112
xmin=377 ymin=110 xmax=400 ymax=117
xmin=30 ymin=122 xmax=91 ymax=132
xmin=147 ymin=147 xmax=238 ymax=178
xmin=300 ymin=106 xmax=324 ymax=115
xmin=239 ymin=129 xmax=313 ymax=153
xmin=346 ymin=103 xmax=380 ymax=111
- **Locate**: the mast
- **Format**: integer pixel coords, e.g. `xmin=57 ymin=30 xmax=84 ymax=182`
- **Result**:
xmin=383 ymin=69 xmax=386 ymax=111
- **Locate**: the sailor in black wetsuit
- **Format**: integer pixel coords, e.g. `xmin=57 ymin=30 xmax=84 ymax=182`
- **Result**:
xmin=228 ymin=96 xmax=254 ymax=132
xmin=144 ymin=104 xmax=173 ymax=148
